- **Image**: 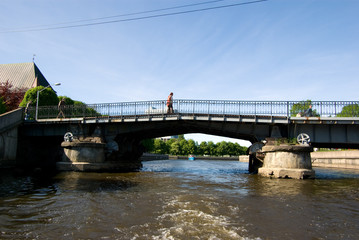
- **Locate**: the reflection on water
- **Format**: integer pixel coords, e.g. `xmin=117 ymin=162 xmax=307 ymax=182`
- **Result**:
xmin=1 ymin=160 xmax=359 ymax=239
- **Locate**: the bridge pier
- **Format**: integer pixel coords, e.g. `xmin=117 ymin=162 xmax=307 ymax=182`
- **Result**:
xmin=258 ymin=144 xmax=315 ymax=179
xmin=57 ymin=127 xmax=143 ymax=172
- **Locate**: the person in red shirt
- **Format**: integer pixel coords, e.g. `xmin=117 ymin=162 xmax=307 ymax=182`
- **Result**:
xmin=167 ymin=92 xmax=173 ymax=114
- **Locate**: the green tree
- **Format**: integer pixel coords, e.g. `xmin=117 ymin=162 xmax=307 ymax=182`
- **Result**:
xmin=227 ymin=142 xmax=236 ymax=156
xmin=141 ymin=138 xmax=154 ymax=152
xmin=185 ymin=139 xmax=197 ymax=155
xmin=216 ymin=141 xmax=228 ymax=156
xmin=337 ymin=104 xmax=359 ymax=117
xmin=0 ymin=98 xmax=6 ymax=114
xmin=58 ymin=95 xmax=75 ymax=105
xmin=20 ymin=86 xmax=58 ymax=107
xmin=290 ymin=100 xmax=319 ymax=117
xmin=179 ymin=139 xmax=188 ymax=155
xmin=56 ymin=96 xmax=100 ymax=118
xmin=170 ymin=141 xmax=180 ymax=155
xmin=207 ymin=141 xmax=217 ymax=156
xmin=153 ymin=139 xmax=167 ymax=154
xmin=165 ymin=138 xmax=176 ymax=153
xmin=198 ymin=141 xmax=209 ymax=155
xmin=235 ymin=143 xmax=248 ymax=156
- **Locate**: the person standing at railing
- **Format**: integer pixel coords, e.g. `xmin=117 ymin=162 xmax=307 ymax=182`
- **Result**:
xmin=167 ymin=92 xmax=173 ymax=114
xmin=304 ymin=105 xmax=313 ymax=117
xmin=57 ymin=98 xmax=66 ymax=118
xmin=24 ymin=100 xmax=32 ymax=120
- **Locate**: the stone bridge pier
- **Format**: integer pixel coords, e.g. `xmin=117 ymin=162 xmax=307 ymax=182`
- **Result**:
xmin=57 ymin=126 xmax=144 ymax=172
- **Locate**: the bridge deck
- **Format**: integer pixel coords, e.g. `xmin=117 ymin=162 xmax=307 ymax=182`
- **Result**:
xmin=31 ymin=113 xmax=359 ymax=126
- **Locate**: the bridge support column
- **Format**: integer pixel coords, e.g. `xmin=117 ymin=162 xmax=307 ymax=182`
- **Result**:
xmin=57 ymin=130 xmax=143 ymax=172
xmin=258 ymin=145 xmax=315 ymax=179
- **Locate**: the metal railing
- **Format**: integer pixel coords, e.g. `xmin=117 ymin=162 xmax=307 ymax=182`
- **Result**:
xmin=25 ymin=100 xmax=359 ymax=120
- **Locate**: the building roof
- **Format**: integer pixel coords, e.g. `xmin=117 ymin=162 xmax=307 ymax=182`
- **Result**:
xmin=0 ymin=62 xmax=51 ymax=90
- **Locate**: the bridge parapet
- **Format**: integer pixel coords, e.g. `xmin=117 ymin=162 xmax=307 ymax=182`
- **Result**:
xmin=25 ymin=100 xmax=359 ymax=120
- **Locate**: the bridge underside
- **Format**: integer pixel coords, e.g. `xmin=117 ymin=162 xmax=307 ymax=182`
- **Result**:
xmin=22 ymin=117 xmax=359 ymax=148
xmin=289 ymin=122 xmax=359 ymax=149
xmin=21 ymin=118 xmax=287 ymax=143
xmin=18 ymin=116 xmax=359 ymax=172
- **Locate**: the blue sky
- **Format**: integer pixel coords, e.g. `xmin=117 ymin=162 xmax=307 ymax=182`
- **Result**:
xmin=1 ymin=0 xmax=358 ymax=146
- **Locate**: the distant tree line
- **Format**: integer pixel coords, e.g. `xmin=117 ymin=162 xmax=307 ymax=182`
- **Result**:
xmin=142 ymin=135 xmax=248 ymax=157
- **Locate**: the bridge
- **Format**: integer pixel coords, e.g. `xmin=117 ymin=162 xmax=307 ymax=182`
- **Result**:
xmin=14 ymin=99 xmax=359 ymax=173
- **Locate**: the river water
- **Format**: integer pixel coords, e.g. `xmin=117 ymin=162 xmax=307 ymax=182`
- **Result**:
xmin=1 ymin=160 xmax=359 ymax=240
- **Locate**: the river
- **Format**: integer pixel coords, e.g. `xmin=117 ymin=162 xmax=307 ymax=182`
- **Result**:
xmin=1 ymin=160 xmax=359 ymax=240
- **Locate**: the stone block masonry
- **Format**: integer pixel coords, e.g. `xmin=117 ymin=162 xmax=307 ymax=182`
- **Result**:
xmin=311 ymin=150 xmax=359 ymax=169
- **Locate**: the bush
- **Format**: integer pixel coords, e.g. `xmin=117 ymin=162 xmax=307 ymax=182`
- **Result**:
xmin=20 ymin=86 xmax=58 ymax=107
xmin=0 ymin=80 xmax=26 ymax=112
xmin=0 ymin=98 xmax=6 ymax=114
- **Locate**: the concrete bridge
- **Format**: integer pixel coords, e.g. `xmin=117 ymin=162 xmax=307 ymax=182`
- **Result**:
xmin=6 ymin=99 xmax=359 ymax=174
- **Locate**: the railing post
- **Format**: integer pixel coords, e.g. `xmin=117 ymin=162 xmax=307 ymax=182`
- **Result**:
xmin=254 ymin=102 xmax=257 ymax=116
xmin=334 ymin=102 xmax=337 ymax=116
xmin=207 ymin=101 xmax=210 ymax=116
xmin=121 ymin=103 xmax=123 ymax=119
xmin=238 ymin=101 xmax=241 ymax=116
xmin=107 ymin=103 xmax=110 ymax=118
xmin=287 ymin=101 xmax=289 ymax=118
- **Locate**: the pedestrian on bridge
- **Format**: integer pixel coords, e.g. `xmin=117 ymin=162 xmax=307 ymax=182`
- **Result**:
xmin=24 ymin=100 xmax=32 ymax=120
xmin=167 ymin=92 xmax=173 ymax=114
xmin=57 ymin=98 xmax=66 ymax=118
xmin=304 ymin=105 xmax=313 ymax=117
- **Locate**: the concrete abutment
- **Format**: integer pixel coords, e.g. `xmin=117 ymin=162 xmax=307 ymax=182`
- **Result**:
xmin=57 ymin=133 xmax=143 ymax=172
xmin=258 ymin=145 xmax=315 ymax=179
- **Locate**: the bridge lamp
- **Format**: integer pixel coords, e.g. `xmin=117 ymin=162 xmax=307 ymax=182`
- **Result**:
xmin=35 ymin=83 xmax=61 ymax=120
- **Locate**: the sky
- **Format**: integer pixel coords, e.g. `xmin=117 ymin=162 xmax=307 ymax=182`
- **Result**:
xmin=1 ymin=0 xmax=358 ymax=146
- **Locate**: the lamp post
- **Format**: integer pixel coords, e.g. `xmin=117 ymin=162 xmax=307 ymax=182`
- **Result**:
xmin=35 ymin=83 xmax=61 ymax=120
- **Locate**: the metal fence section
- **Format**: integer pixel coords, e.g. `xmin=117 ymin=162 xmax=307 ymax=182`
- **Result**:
xmin=27 ymin=100 xmax=359 ymax=120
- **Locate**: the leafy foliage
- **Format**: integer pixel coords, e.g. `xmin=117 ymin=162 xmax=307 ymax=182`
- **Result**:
xmin=145 ymin=137 xmax=248 ymax=157
xmin=337 ymin=104 xmax=359 ymax=117
xmin=0 ymin=80 xmax=26 ymax=112
xmin=20 ymin=86 xmax=58 ymax=107
xmin=0 ymin=97 xmax=6 ymax=114
xmin=58 ymin=96 xmax=75 ymax=105
xmin=290 ymin=100 xmax=319 ymax=117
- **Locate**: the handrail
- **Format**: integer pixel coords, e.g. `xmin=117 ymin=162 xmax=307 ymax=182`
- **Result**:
xmin=25 ymin=100 xmax=359 ymax=120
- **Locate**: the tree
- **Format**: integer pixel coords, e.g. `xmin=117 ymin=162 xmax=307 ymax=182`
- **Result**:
xmin=179 ymin=139 xmax=188 ymax=155
xmin=207 ymin=141 xmax=217 ymax=156
xmin=337 ymin=104 xmax=359 ymax=117
xmin=290 ymin=100 xmax=319 ymax=117
xmin=227 ymin=142 xmax=236 ymax=156
xmin=153 ymin=139 xmax=167 ymax=154
xmin=0 ymin=97 xmax=6 ymax=114
xmin=185 ymin=139 xmax=197 ymax=155
xmin=216 ymin=141 xmax=228 ymax=156
xmin=0 ymin=80 xmax=26 ymax=112
xmin=141 ymin=138 xmax=154 ymax=152
xmin=198 ymin=141 xmax=209 ymax=155
xmin=19 ymin=86 xmax=58 ymax=107
xmin=58 ymin=95 xmax=75 ymax=105
xmin=147 ymin=137 xmax=248 ymax=157
xmin=170 ymin=141 xmax=180 ymax=155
